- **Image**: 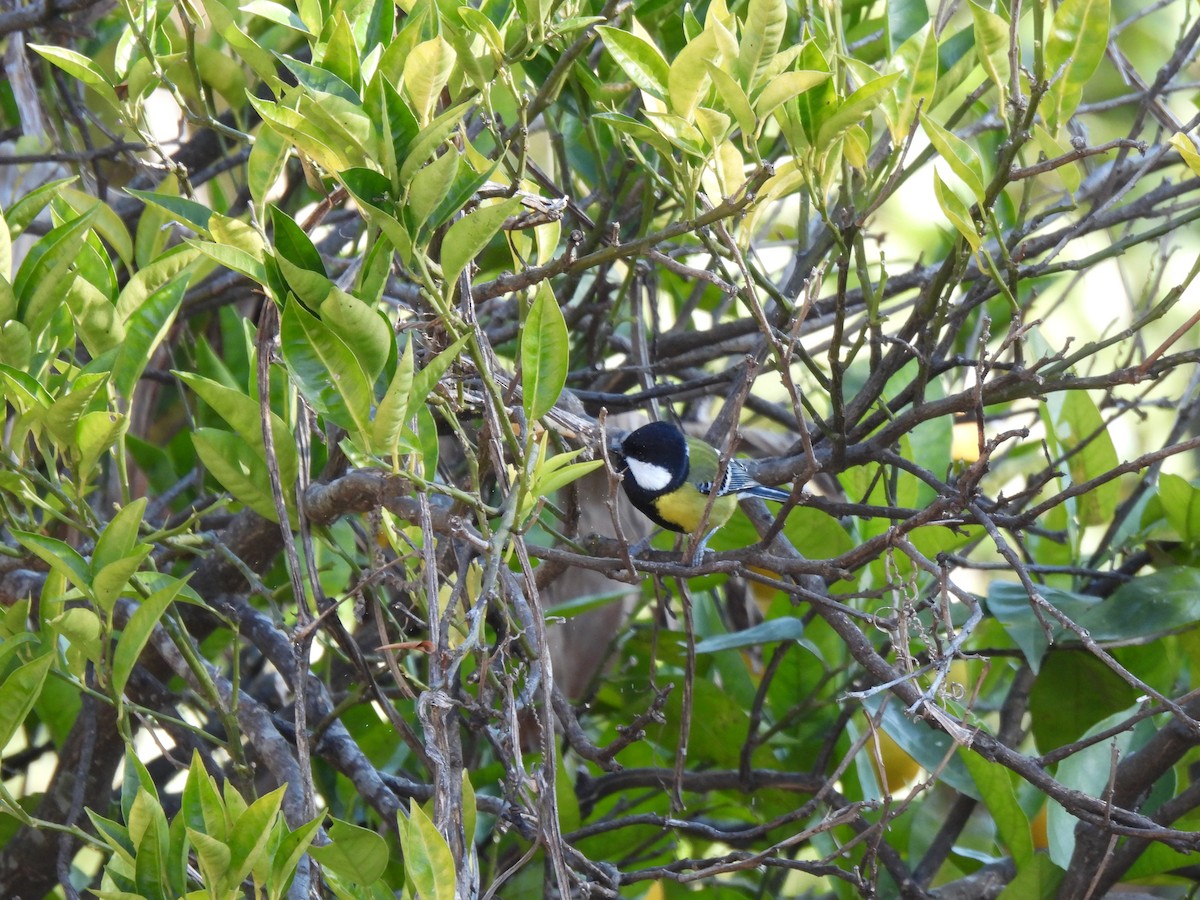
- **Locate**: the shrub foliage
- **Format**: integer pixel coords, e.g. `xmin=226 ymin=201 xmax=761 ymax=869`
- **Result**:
xmin=2 ymin=0 xmax=1200 ymax=897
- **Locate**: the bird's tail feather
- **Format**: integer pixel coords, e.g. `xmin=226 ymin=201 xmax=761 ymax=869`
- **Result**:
xmin=743 ymin=484 xmax=792 ymax=503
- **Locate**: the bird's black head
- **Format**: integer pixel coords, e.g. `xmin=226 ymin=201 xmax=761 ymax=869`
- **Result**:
xmin=616 ymin=421 xmax=690 ymax=496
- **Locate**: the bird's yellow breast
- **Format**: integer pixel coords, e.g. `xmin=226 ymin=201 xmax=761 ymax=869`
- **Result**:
xmin=653 ymin=487 xmax=737 ymax=535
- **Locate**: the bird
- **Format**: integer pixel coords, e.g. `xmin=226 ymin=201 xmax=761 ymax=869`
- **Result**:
xmin=610 ymin=421 xmax=792 ymax=559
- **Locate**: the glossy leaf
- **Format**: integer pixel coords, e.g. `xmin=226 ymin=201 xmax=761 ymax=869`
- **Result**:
xmin=971 ymin=1 xmax=1010 ymax=114
xmin=112 ymin=271 xmax=190 ymax=399
xmin=280 ymin=298 xmax=373 ymax=437
xmin=0 ymin=652 xmax=55 ymax=751
xmin=521 ymin=282 xmax=569 ymax=421
xmin=28 ymin=45 xmax=119 ymax=108
xmin=397 ymin=100 xmax=470 ymax=187
xmin=192 ymin=428 xmax=283 ymax=522
xmin=371 ymin=337 xmax=415 ymax=461
xmin=962 ymin=751 xmax=1034 ymax=864
xmin=753 ymin=70 xmax=830 ymax=121
xmin=397 ymin=804 xmax=455 ymax=900
xmin=815 ymin=73 xmax=900 ymax=149
xmin=93 ymin=497 xmax=148 ymax=573
xmin=933 ymin=168 xmax=981 ymax=251
xmin=14 ymin=209 xmax=97 ymax=337
xmin=311 ymin=818 xmax=389 ymax=884
xmin=668 ymin=30 xmax=720 ymax=123
xmin=1169 ymin=132 xmax=1200 ymax=178
xmin=887 ymin=27 xmax=939 ymax=143
xmin=404 ymin=37 xmax=456 ymax=125
xmin=736 ymin=0 xmax=786 ymax=91
xmin=125 ymin=188 xmax=213 ymax=233
xmin=1043 ymin=0 xmax=1110 ymax=131
xmin=596 ymin=26 xmax=670 ymax=99
xmin=1045 ymin=387 xmax=1119 ymax=526
xmin=1158 ymin=473 xmax=1200 ymax=542
xmin=439 ymin=197 xmax=521 ymax=290
xmin=921 ymin=112 xmax=986 ymax=203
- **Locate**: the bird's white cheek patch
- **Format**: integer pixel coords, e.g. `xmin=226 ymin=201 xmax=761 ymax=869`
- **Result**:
xmin=626 ymin=457 xmax=674 ymax=491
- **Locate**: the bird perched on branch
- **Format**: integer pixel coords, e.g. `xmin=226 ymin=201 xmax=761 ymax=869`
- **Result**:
xmin=610 ymin=421 xmax=792 ymax=559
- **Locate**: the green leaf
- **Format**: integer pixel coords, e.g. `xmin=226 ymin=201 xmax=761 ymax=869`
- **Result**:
xmin=112 ymin=271 xmax=190 ymax=399
xmin=50 ymin=607 xmax=102 ymax=665
xmin=319 ymin=287 xmax=393 ymax=385
xmin=404 ymin=36 xmax=456 ymax=125
xmin=59 ymin=187 xmax=134 ymax=271
xmin=406 ymin=148 xmax=459 ymax=239
xmin=192 ymin=428 xmax=284 ymax=522
xmin=594 ymin=112 xmax=675 ymax=157
xmin=527 ymin=454 xmax=603 ymax=514
xmin=1043 ymin=0 xmax=1110 ymax=131
xmin=695 ymin=616 xmax=811 ymax=652
xmin=996 ymin=853 xmax=1064 ymax=900
xmin=371 ymin=337 xmax=415 ymax=460
xmin=753 ymin=70 xmax=830 ymax=121
xmin=864 ymin=695 xmax=980 ymax=799
xmin=521 ymin=282 xmax=569 ymax=421
xmin=1170 ymin=132 xmax=1200 ymax=178
xmin=921 ymin=112 xmax=986 ymax=204
xmin=112 ymin=577 xmax=187 ymax=700
xmin=131 ymin=793 xmax=170 ymax=900
xmin=887 ymin=0 xmax=930 ymax=52
xmin=668 ymin=30 xmax=720 ymax=122
xmin=240 ymin=0 xmax=311 ymax=33
xmin=248 ymin=125 xmax=290 ymax=221
xmin=93 ymin=497 xmax=148 ymax=573
xmin=277 ymin=55 xmax=360 ymax=103
xmin=247 ymin=94 xmax=350 ymax=174
xmin=985 ymin=582 xmax=1101 ymax=670
xmin=397 ymin=100 xmax=470 ymax=188
xmin=596 ymin=26 xmax=670 ymax=99
xmin=188 ymin=828 xmax=233 ymax=887
xmin=28 ymin=45 xmax=119 ymax=108
xmin=266 ymin=818 xmax=322 ymax=900
xmin=706 ymin=63 xmax=756 ymax=136
xmin=5 ymin=176 xmax=77 ymax=236
xmin=125 ymin=188 xmax=213 ymax=233
xmin=961 ymin=748 xmax=1034 ymax=864
xmin=932 ymin=168 xmax=981 ymax=251
xmin=815 ymin=72 xmax=901 ymax=150
xmin=439 ymin=197 xmax=521 ymax=290
xmin=736 ymin=0 xmax=787 ymax=91
xmin=187 ymin=237 xmax=269 ymax=285
xmin=321 ymin=12 xmax=361 ymax=90
xmin=970 ymin=1 xmax=1010 ymax=115
xmin=227 ymin=787 xmax=285 ymax=887
xmin=270 ymin=206 xmax=326 ymax=276
xmin=397 ymin=804 xmax=455 ymax=900
xmin=1045 ymin=387 xmax=1119 ymax=526
xmin=886 ymin=27 xmax=939 ymax=144
xmin=182 ymin=750 xmax=227 ymax=839
xmin=1158 ymin=474 xmax=1200 ymax=542
xmin=409 ymin=333 xmax=469 ymax=403
xmin=280 ymin=298 xmax=373 ymax=437
xmin=174 ymin=372 xmax=297 ymax=489
xmin=74 ymin=410 xmax=129 ymax=485
xmin=0 ymin=652 xmax=54 ymax=751
xmin=1028 ymin=652 xmax=1135 ymax=753
xmin=92 ymin=551 xmax=151 ymax=615
xmin=14 ymin=208 xmax=97 ymax=337
xmin=43 ymin=372 xmax=109 ymax=449
xmin=13 ymin=530 xmax=91 ymax=588
xmin=311 ymin=818 xmax=389 ymax=884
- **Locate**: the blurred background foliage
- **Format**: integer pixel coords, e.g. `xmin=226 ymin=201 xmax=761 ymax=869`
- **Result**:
xmin=2 ymin=0 xmax=1200 ymax=897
